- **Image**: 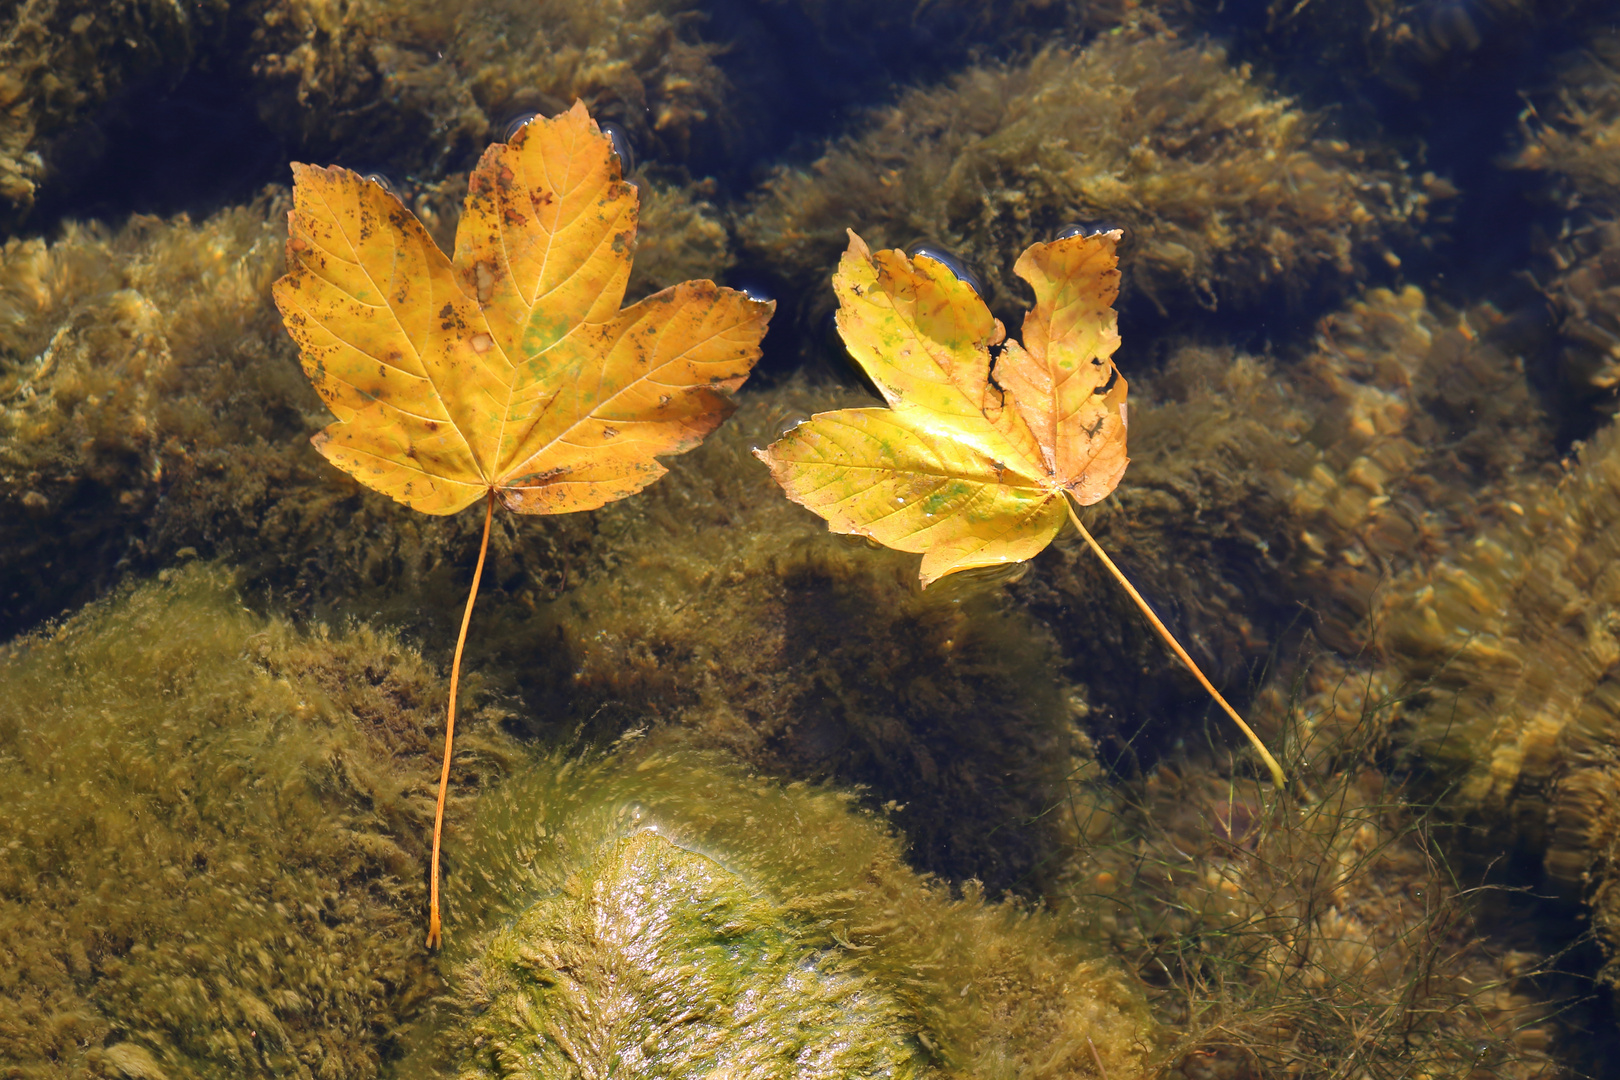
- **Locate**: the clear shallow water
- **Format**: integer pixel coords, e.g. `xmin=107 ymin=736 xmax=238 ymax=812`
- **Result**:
xmin=2 ymin=1 xmax=1620 ymax=1077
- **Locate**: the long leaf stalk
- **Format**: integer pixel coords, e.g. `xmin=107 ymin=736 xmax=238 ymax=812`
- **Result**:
xmin=1063 ymin=494 xmax=1286 ymax=788
xmin=427 ymin=489 xmax=496 ymax=948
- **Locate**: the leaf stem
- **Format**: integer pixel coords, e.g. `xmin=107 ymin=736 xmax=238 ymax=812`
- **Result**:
xmin=427 ymin=489 xmax=496 ymax=948
xmin=1062 ymin=494 xmax=1286 ymax=789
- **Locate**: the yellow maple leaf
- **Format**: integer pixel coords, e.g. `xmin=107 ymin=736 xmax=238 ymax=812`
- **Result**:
xmin=760 ymin=229 xmax=1128 ymax=585
xmin=272 ymin=102 xmax=773 ymax=945
xmin=758 ymin=230 xmax=1282 ymax=786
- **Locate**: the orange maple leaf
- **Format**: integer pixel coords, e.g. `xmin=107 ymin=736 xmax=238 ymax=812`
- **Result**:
xmin=273 ymin=102 xmax=774 ymax=945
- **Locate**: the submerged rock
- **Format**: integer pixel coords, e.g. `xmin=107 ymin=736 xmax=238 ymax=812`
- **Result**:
xmin=453 ymin=831 xmax=925 ymax=1078
xmin=738 ymin=33 xmax=1433 ymax=332
xmin=0 ymin=564 xmax=517 ymax=1078
xmin=413 ymin=734 xmax=1158 ymax=1078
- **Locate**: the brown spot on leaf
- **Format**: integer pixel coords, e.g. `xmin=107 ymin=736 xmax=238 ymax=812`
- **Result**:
xmin=475 ymin=262 xmax=497 ymax=306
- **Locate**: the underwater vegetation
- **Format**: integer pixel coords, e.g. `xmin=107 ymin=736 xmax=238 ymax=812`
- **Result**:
xmin=1517 ymin=32 xmax=1620 ymax=429
xmin=0 ymin=0 xmax=234 ymax=226
xmin=737 ymin=31 xmax=1434 ymax=332
xmin=412 ymin=732 xmax=1158 ymax=1078
xmin=1366 ymin=415 xmax=1620 ymax=995
xmin=0 ymin=0 xmax=736 ymax=229
xmin=0 ymin=192 xmax=307 ymax=634
xmin=1179 ymin=0 xmax=1609 ymax=107
xmin=1005 ymin=279 xmax=1548 ymax=761
xmin=246 ymin=0 xmax=731 ymax=175
xmin=0 ymin=565 xmax=519 ymax=1078
xmin=1062 ymin=721 xmax=1559 ymax=1079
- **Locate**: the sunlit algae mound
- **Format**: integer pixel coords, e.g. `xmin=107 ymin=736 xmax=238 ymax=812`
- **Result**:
xmin=0 ymin=179 xmax=726 ymax=636
xmin=1061 ymin=750 xmax=1556 ymax=1078
xmin=1005 ymin=283 xmax=1547 ymax=752
xmin=0 ymin=564 xmax=518 ymax=1078
xmin=1367 ymin=416 xmax=1620 ymax=989
xmin=1516 ymin=32 xmax=1620 ymax=419
xmin=518 ymin=382 xmax=1100 ymax=896
xmin=738 ymin=32 xmax=1432 ymax=323
xmin=410 ymin=734 xmax=1158 ymax=1078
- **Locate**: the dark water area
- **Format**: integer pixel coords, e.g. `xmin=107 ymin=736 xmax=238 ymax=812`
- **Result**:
xmin=5 ymin=0 xmax=1620 ymax=1077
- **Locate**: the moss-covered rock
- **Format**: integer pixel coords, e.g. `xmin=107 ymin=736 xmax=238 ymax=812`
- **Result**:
xmin=0 ymin=564 xmax=518 ymax=1078
xmin=0 ymin=193 xmax=312 ymax=633
xmin=413 ymin=734 xmax=1158 ymax=1078
xmin=737 ymin=33 xmax=1433 ymax=335
xmin=452 ymin=831 xmax=926 ymax=1078
xmin=243 ymin=0 xmax=732 ymax=178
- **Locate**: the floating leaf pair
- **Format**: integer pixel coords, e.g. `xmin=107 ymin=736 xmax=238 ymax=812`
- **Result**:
xmin=272 ymin=102 xmax=773 ymax=946
xmin=757 ymin=230 xmax=1284 ymax=788
xmin=273 ymin=104 xmax=1279 ymax=947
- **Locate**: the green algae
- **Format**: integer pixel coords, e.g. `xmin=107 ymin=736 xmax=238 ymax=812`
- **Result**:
xmin=738 ymin=32 xmax=1433 ymax=332
xmin=1359 ymin=418 xmax=1620 ymax=991
xmin=413 ymin=733 xmax=1157 ymax=1078
xmin=0 ymin=564 xmax=518 ymax=1078
xmin=1059 ymin=727 xmax=1559 ymax=1079
xmin=454 ymin=831 xmax=926 ymax=1079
